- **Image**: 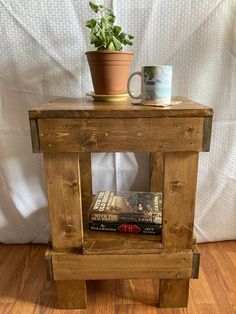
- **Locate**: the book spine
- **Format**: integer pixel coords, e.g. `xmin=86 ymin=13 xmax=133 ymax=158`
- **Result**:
xmin=88 ymin=212 xmax=161 ymax=224
xmin=88 ymin=221 xmax=162 ymax=235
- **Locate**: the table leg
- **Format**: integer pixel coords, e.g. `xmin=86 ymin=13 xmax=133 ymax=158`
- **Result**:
xmin=44 ymin=152 xmax=87 ymax=308
xmin=56 ymin=280 xmax=87 ymax=309
xmin=159 ymin=279 xmax=189 ymax=308
xmin=162 ymin=152 xmax=198 ymax=307
xmin=162 ymin=152 xmax=199 ymax=249
xmin=151 ymin=152 xmax=198 ymax=308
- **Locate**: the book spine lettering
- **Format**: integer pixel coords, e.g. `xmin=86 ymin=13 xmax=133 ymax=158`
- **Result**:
xmin=89 ymin=213 xmax=160 ymax=224
xmin=89 ymin=221 xmax=162 ymax=235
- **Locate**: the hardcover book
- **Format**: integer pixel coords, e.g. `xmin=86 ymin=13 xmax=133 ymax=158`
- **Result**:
xmin=89 ymin=221 xmax=162 ymax=235
xmin=88 ymin=191 xmax=162 ymax=224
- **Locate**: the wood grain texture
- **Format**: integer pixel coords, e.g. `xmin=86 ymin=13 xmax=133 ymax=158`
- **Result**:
xmin=28 ymin=96 xmax=214 ymax=119
xmin=38 ymin=117 xmax=204 ymax=153
xmin=159 ymin=279 xmax=189 ymax=308
xmin=45 ymin=250 xmax=54 ymax=281
xmin=200 ymin=243 xmax=236 ymax=313
xmin=150 ymin=152 xmax=164 ymax=193
xmin=158 ymin=152 xmax=199 ymax=308
xmin=56 ymin=280 xmax=87 ymax=309
xmin=162 ymin=152 xmax=199 ymax=249
xmin=0 ymin=242 xmax=235 ymax=313
xmin=44 ymin=153 xmax=87 ymax=308
xmin=52 ymin=250 xmax=193 ymax=280
xmin=83 ymin=228 xmax=162 ymax=255
xmin=78 ymin=152 xmax=93 ymax=216
xmin=44 ymin=153 xmax=83 ymax=251
xmin=28 ymin=97 xmax=214 ymax=310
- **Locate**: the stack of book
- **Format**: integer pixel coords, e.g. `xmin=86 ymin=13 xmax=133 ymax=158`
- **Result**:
xmin=88 ymin=191 xmax=162 ymax=235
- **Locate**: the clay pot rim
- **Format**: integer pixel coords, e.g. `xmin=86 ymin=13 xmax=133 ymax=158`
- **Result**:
xmin=85 ymin=50 xmax=133 ymax=55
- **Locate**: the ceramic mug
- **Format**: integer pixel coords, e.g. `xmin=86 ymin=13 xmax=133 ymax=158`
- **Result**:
xmin=127 ymin=65 xmax=172 ymax=105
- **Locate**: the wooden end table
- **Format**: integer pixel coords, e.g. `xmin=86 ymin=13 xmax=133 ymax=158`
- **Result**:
xmin=29 ymin=96 xmax=213 ymax=309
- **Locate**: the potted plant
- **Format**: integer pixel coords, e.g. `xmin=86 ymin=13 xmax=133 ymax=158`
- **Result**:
xmin=85 ymin=2 xmax=134 ymax=96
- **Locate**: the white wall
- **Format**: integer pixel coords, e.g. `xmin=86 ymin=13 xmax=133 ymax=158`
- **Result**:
xmin=0 ymin=0 xmax=235 ymax=243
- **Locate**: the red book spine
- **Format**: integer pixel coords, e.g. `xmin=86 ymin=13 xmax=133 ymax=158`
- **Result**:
xmin=88 ymin=221 xmax=162 ymax=235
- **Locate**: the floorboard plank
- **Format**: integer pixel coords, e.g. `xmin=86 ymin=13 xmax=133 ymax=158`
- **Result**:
xmin=0 ymin=241 xmax=235 ymax=313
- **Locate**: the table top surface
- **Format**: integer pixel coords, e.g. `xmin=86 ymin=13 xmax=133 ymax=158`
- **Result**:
xmin=29 ymin=96 xmax=214 ymax=119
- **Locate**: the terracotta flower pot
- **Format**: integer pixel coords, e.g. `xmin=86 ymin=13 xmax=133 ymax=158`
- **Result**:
xmin=85 ymin=51 xmax=133 ymax=95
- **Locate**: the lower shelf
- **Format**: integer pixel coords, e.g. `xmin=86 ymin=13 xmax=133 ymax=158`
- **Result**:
xmin=83 ymin=229 xmax=162 ymax=255
xmin=46 ymin=248 xmax=194 ymax=281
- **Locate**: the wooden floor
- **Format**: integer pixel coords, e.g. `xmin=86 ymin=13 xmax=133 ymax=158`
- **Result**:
xmin=0 ymin=241 xmax=235 ymax=314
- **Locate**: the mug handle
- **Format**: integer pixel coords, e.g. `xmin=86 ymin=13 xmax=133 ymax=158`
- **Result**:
xmin=127 ymin=71 xmax=142 ymax=99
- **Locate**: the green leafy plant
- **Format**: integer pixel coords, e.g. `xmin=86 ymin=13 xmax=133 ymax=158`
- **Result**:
xmin=86 ymin=2 xmax=134 ymax=51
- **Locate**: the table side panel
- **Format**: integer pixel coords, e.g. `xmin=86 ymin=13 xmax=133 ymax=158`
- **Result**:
xmin=38 ymin=117 xmax=205 ymax=152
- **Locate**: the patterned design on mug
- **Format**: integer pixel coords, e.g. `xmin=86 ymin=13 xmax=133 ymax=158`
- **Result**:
xmin=144 ymin=66 xmax=172 ymax=101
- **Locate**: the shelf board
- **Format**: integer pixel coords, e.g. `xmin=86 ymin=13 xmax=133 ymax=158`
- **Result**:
xmin=83 ymin=228 xmax=162 ymax=255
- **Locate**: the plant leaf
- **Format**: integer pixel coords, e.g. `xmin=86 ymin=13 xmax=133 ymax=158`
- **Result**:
xmin=87 ymin=2 xmax=134 ymax=50
xmin=86 ymin=19 xmax=97 ymax=29
xmin=90 ymin=34 xmax=98 ymax=44
xmin=113 ymin=25 xmax=121 ymax=35
xmin=100 ymin=29 xmax=106 ymax=42
xmin=118 ymin=32 xmax=126 ymax=41
xmin=89 ymin=2 xmax=99 ymax=13
xmin=108 ymin=41 xmax=115 ymax=51
xmin=107 ymin=14 xmax=115 ymax=24
xmin=91 ymin=36 xmax=105 ymax=49
xmin=124 ymin=38 xmax=133 ymax=46
xmin=112 ymin=36 xmax=121 ymax=50
xmin=100 ymin=18 xmax=107 ymax=30
xmin=91 ymin=26 xmax=99 ymax=35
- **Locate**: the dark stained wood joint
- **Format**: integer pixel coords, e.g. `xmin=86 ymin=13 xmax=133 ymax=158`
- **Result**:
xmin=29 ymin=118 xmax=40 ymax=153
xmin=192 ymin=244 xmax=201 ymax=279
xmin=202 ymin=117 xmax=213 ymax=152
xmin=45 ymin=250 xmax=54 ymax=281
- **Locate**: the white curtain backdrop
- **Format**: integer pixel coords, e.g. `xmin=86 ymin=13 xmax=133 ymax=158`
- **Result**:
xmin=0 ymin=0 xmax=235 ymax=243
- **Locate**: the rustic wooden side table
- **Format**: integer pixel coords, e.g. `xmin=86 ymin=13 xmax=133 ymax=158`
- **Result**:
xmin=29 ymin=96 xmax=213 ymax=309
